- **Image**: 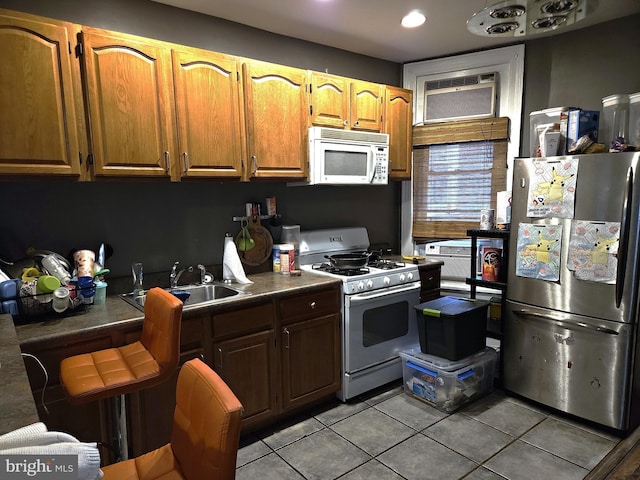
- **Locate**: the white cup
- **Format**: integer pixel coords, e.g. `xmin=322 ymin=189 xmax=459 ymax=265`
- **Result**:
xmin=52 ymin=287 xmax=70 ymax=313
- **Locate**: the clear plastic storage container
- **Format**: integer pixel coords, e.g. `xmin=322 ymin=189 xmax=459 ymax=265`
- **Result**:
xmin=400 ymin=347 xmax=497 ymax=413
xmin=529 ymin=107 xmax=572 ymax=157
xmin=601 ymin=94 xmax=630 ymax=146
xmin=629 ymin=92 xmax=640 ymax=149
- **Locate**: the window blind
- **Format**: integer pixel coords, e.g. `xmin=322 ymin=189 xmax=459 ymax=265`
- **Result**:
xmin=412 ymin=117 xmax=508 ymax=240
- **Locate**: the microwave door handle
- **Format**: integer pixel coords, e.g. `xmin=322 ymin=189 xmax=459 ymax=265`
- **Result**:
xmin=369 ymin=146 xmax=376 ymax=184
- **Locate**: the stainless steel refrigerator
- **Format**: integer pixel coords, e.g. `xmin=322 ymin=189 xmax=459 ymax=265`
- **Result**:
xmin=505 ymin=151 xmax=640 ymax=433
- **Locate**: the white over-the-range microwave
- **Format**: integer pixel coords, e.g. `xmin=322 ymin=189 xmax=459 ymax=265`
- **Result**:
xmin=301 ymin=127 xmax=389 ymax=185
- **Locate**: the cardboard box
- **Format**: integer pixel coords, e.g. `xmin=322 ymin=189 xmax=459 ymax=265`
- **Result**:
xmin=567 ymin=109 xmax=600 ymax=152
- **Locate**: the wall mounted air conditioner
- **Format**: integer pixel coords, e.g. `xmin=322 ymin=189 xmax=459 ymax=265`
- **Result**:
xmin=423 ymin=73 xmax=497 ymax=123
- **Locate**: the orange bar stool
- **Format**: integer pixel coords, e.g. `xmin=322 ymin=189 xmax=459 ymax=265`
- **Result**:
xmin=60 ymin=287 xmax=183 ymax=461
xmin=101 ymin=358 xmax=243 ymax=480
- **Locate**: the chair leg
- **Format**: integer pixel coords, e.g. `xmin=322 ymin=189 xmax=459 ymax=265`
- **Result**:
xmin=111 ymin=394 xmax=129 ymax=461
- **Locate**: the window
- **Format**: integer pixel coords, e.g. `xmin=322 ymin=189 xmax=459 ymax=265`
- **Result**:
xmin=412 ymin=117 xmax=508 ymax=240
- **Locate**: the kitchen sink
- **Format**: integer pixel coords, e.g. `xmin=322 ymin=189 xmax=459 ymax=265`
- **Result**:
xmin=121 ymin=283 xmax=249 ymax=311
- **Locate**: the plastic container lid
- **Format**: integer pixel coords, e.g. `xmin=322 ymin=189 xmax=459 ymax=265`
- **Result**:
xmin=37 ymin=275 xmax=61 ymax=293
xmin=602 ymin=94 xmax=630 ymax=107
xmin=529 ymin=106 xmax=572 ymax=117
xmin=400 ymin=346 xmax=497 ymax=371
xmin=414 ymin=296 xmax=489 ymax=317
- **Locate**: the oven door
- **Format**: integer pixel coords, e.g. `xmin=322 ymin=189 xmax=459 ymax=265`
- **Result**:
xmin=343 ymin=281 xmax=421 ymax=373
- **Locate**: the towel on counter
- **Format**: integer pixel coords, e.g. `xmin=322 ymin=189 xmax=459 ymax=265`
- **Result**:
xmin=0 ymin=422 xmax=103 ymax=480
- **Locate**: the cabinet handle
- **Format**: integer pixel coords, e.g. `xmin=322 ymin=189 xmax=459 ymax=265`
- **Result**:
xmin=164 ymin=151 xmax=170 ymax=173
xmin=251 ymin=155 xmax=258 ymax=175
xmin=354 ymin=121 xmax=359 ymax=126
xmin=343 ymin=120 xmax=348 ymax=126
xmin=284 ymin=328 xmax=290 ymax=349
xmin=183 ymin=152 xmax=189 ymax=173
xmin=217 ymin=347 xmax=223 ymax=369
xmin=309 ymin=301 xmax=316 ymax=309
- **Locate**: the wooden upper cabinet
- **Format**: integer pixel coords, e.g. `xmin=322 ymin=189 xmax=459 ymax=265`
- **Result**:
xmin=172 ymin=48 xmax=244 ymax=179
xmin=350 ymin=79 xmax=383 ymax=132
xmin=80 ymin=27 xmax=178 ymax=179
xmin=310 ymin=73 xmax=383 ymax=132
xmin=309 ymin=72 xmax=349 ymax=129
xmin=242 ymin=61 xmax=308 ymax=179
xmin=0 ymin=9 xmax=83 ymax=176
xmin=385 ymin=86 xmax=414 ymax=180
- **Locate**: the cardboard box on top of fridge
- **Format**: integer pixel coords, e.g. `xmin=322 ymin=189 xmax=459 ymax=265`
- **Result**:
xmin=566 ymin=109 xmax=600 ymax=153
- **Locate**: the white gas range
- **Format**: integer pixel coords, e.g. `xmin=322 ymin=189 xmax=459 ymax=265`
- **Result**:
xmin=299 ymin=227 xmax=421 ymax=401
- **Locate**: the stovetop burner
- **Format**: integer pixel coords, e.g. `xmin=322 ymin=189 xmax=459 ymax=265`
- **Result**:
xmin=312 ymin=263 xmax=371 ymax=276
xmin=367 ymin=259 xmax=406 ymax=270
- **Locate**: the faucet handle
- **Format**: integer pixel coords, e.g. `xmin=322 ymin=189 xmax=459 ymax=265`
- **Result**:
xmin=197 ymin=264 xmax=213 ymax=284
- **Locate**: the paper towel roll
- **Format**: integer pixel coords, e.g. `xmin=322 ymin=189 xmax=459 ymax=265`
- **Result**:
xmin=223 ymin=235 xmax=253 ymax=284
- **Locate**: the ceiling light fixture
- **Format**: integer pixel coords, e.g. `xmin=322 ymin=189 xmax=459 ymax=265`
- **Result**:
xmin=402 ymin=11 xmax=426 ymax=28
xmin=467 ymin=0 xmax=588 ymax=37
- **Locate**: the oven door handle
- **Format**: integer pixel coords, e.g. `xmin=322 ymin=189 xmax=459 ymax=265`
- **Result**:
xmin=347 ymin=281 xmax=421 ymax=303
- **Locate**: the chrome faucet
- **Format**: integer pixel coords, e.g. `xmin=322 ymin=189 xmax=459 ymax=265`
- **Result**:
xmin=170 ymin=261 xmax=193 ymax=289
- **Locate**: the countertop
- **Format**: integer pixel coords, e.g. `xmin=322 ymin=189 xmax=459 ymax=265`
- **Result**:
xmin=0 ymin=314 xmax=40 ymax=435
xmin=13 ymin=271 xmax=342 ymax=346
xmin=2 ymin=262 xmax=445 ymax=435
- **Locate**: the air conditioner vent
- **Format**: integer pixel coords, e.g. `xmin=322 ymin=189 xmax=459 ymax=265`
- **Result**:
xmin=423 ymin=73 xmax=498 ymax=123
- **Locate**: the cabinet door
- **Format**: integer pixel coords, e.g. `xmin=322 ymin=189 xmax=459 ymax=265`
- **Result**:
xmin=309 ymin=72 xmax=349 ymax=129
xmin=81 ymin=27 xmax=177 ymax=179
xmin=281 ymin=314 xmax=340 ymax=410
xmin=350 ymin=79 xmax=383 ymax=132
xmin=0 ymin=10 xmax=82 ymax=176
xmin=213 ymin=330 xmax=278 ymax=429
xmin=242 ymin=61 xmax=308 ymax=179
xmin=385 ymin=86 xmax=413 ymax=180
xmin=172 ymin=47 xmax=244 ymax=179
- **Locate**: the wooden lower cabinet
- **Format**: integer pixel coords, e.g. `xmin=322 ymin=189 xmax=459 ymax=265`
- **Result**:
xmin=19 ymin=285 xmax=342 ymax=460
xmin=213 ymin=330 xmax=278 ymax=430
xmin=281 ymin=313 xmax=340 ymax=410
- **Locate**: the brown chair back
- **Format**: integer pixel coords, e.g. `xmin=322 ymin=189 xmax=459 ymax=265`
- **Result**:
xmin=171 ymin=358 xmax=243 ymax=480
xmin=141 ymin=287 xmax=183 ymax=376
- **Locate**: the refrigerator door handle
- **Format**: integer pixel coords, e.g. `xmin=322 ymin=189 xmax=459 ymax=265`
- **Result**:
xmin=616 ymin=166 xmax=633 ymax=308
xmin=513 ymin=309 xmax=619 ymax=336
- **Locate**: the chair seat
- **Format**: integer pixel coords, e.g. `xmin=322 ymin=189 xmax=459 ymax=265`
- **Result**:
xmin=60 ymin=341 xmax=162 ymax=404
xmin=101 ymin=444 xmax=185 ymax=480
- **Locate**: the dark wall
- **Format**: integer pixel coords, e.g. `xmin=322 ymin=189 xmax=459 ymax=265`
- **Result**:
xmin=0 ymin=0 xmax=402 ymax=280
xmin=0 ymin=0 xmax=400 ymax=84
xmin=521 ymin=14 xmax=640 ymax=155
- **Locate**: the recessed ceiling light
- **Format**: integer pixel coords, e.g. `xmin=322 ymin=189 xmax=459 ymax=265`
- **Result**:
xmin=402 ymin=11 xmax=426 ymax=28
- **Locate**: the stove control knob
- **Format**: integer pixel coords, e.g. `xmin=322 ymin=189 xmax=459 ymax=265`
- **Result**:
xmin=399 ymin=273 xmax=406 ymax=282
xmin=357 ymin=281 xmax=365 ymax=291
xmin=366 ymin=280 xmax=374 ymax=289
xmin=407 ymin=272 xmax=414 ymax=281
xmin=383 ymin=276 xmax=391 ymax=286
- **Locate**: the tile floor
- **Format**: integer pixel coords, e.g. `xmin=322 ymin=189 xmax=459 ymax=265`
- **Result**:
xmin=236 ymin=382 xmax=622 ymax=480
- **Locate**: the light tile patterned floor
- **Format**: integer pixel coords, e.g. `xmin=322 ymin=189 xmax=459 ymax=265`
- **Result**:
xmin=236 ymin=382 xmax=622 ymax=480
